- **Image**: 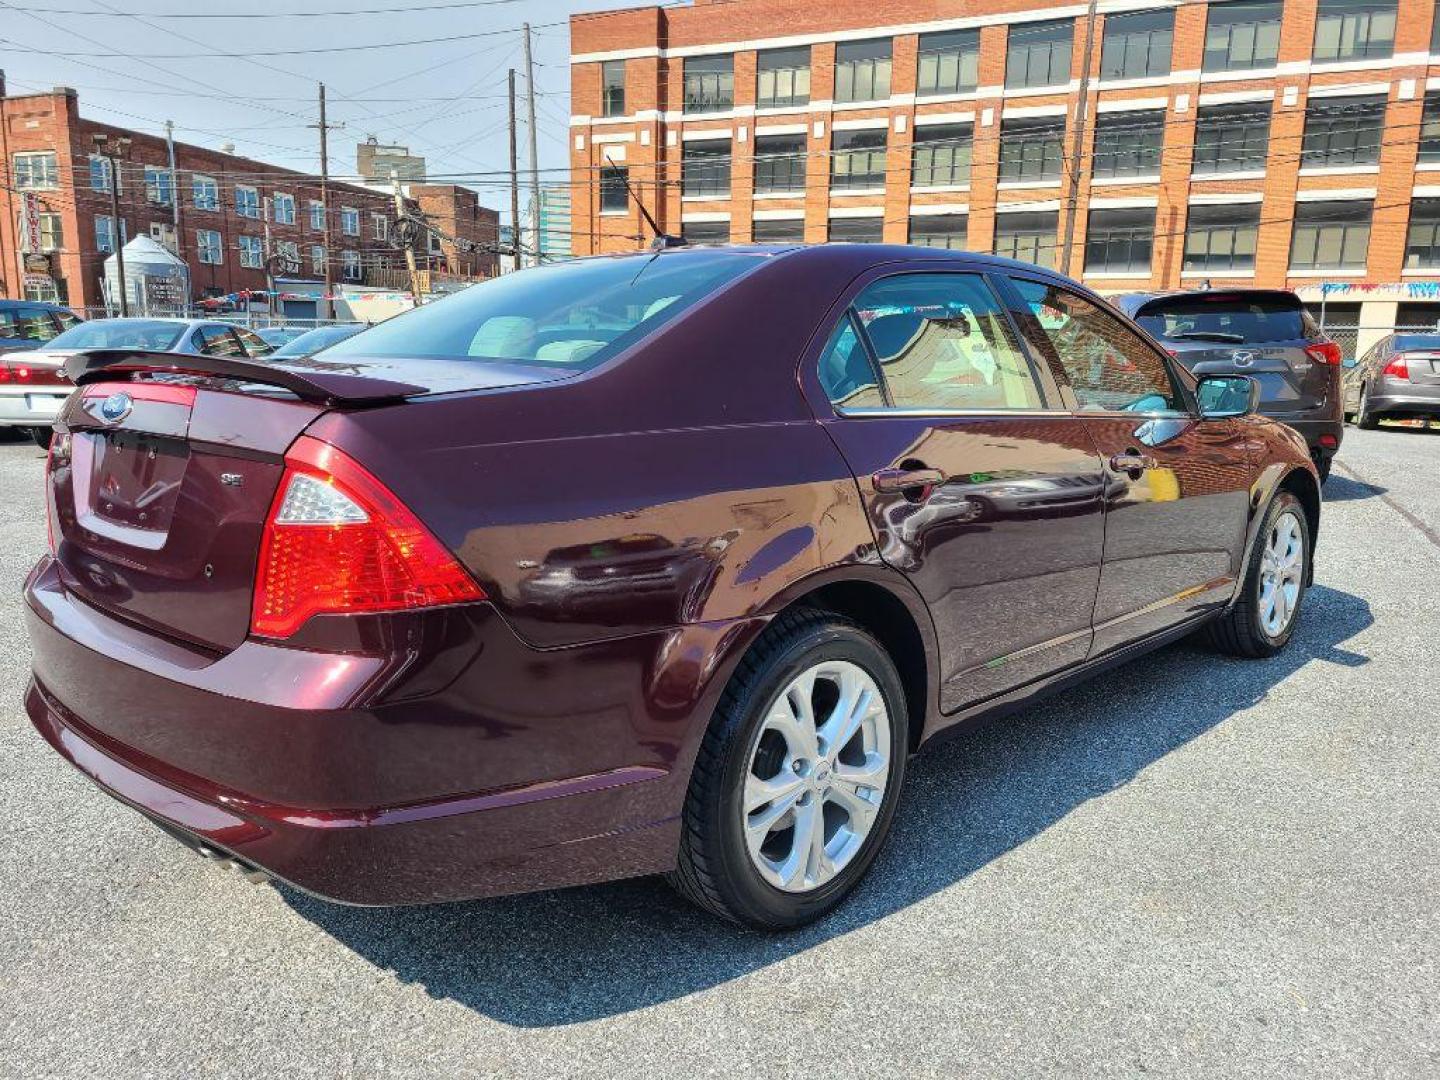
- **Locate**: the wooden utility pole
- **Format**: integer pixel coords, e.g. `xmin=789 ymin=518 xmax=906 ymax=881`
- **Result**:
xmin=310 ymin=83 xmax=336 ymax=321
xmin=164 ymin=120 xmax=183 ymax=261
xmin=392 ymin=171 xmax=422 ymax=305
xmin=262 ymin=195 xmax=275 ymax=307
xmin=522 ymin=23 xmax=541 ymax=265
xmin=1058 ymin=0 xmax=1099 ymax=276
xmin=508 ymin=68 xmax=521 ymax=272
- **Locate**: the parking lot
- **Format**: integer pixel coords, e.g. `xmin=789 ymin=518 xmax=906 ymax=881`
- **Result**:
xmin=0 ymin=426 xmax=1436 ymax=1078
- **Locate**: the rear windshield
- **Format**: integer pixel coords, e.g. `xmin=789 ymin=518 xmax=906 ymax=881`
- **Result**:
xmin=1134 ymin=296 xmax=1318 ymax=344
xmin=319 ymin=251 xmax=763 ymax=371
xmin=48 ymin=320 xmax=186 ymax=351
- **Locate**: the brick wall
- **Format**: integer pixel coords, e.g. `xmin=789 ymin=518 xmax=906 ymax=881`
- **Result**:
xmin=567 ymin=0 xmax=1440 ymax=302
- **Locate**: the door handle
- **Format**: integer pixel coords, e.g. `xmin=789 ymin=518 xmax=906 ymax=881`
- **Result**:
xmin=872 ymin=466 xmax=946 ymax=495
xmin=1109 ymin=451 xmax=1158 ymax=475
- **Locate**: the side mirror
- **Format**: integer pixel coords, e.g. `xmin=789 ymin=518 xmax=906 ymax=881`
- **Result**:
xmin=1342 ymin=356 xmax=1360 ymax=370
xmin=1196 ymin=374 xmax=1260 ymax=419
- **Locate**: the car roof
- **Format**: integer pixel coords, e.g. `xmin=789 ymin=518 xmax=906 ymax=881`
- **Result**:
xmin=0 ymin=298 xmax=73 ymax=312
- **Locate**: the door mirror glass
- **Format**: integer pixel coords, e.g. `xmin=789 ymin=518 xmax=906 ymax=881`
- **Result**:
xmin=1341 ymin=355 xmax=1359 ymax=369
xmin=1196 ymin=373 xmax=1259 ymax=417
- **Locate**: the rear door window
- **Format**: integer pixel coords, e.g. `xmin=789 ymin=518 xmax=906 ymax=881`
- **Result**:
xmin=233 ymin=327 xmax=276 ymax=357
xmin=824 ymin=272 xmax=1047 ymax=411
xmin=17 ymin=306 xmax=62 ymax=342
xmin=193 ymin=325 xmax=246 ymax=358
xmin=1133 ymin=295 xmax=1316 ymax=344
xmin=1009 ymin=277 xmax=1185 ymax=414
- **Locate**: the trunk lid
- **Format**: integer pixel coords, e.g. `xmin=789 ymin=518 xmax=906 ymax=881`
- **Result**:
xmin=1399 ymin=349 xmax=1440 ymax=386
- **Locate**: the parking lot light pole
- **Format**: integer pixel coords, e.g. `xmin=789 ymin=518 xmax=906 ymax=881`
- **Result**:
xmin=93 ymin=132 xmax=132 ymax=316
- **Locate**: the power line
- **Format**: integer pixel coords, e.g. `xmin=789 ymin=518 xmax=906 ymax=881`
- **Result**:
xmin=21 ymin=0 xmax=530 ymax=16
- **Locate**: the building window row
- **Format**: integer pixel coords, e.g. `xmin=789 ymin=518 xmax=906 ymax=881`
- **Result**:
xmin=600 ymin=0 xmax=1412 ymax=120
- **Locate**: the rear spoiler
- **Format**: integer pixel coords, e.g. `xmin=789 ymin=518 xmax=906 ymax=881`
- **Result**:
xmin=62 ymin=349 xmax=426 ymax=406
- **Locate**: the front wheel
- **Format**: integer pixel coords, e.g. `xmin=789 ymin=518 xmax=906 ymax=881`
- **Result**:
xmin=668 ymin=609 xmax=909 ymax=929
xmin=1203 ymin=491 xmax=1309 ymax=659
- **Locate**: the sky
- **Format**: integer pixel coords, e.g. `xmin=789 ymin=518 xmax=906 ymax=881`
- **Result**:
xmin=0 ymin=0 xmax=635 ymax=211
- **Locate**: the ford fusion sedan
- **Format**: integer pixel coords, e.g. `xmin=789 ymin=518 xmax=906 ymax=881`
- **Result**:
xmin=5 ymin=317 xmax=274 ymax=446
xmin=24 ymin=245 xmax=1321 ymax=928
xmin=1343 ymin=331 xmax=1440 ymax=429
xmin=0 ymin=299 xmax=82 ymax=447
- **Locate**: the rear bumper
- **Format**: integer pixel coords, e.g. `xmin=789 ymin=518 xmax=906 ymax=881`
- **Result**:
xmin=1269 ymin=415 xmax=1344 ymax=457
xmin=0 ymin=386 xmax=68 ymax=427
xmin=1367 ymin=382 xmax=1440 ymax=416
xmin=23 ymin=557 xmax=754 ymax=906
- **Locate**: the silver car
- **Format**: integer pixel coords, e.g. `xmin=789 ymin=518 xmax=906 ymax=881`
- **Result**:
xmin=1 ymin=317 xmax=274 ymax=447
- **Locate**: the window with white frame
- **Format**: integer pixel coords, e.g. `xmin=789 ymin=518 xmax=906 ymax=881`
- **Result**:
xmin=13 ymin=151 xmax=59 ymax=190
xmin=236 ymin=185 xmax=260 ymax=219
xmin=683 ymin=55 xmax=735 ymax=114
xmin=1289 ymin=200 xmax=1373 ymax=272
xmin=340 ymin=207 xmax=360 ymax=236
xmin=994 ymin=210 xmax=1058 ymax=268
xmin=150 ymin=222 xmax=177 ymax=252
xmin=754 ymin=134 xmax=807 ymax=194
xmin=1313 ymin=0 xmax=1396 ymax=63
xmin=831 ymin=128 xmax=887 ymax=191
xmin=192 ymin=174 xmax=219 ymax=211
xmin=95 ymin=215 xmax=117 ymax=253
xmin=916 ymin=29 xmax=979 ymax=97
xmin=90 ymin=155 xmax=114 ymax=192
xmin=310 ymin=244 xmax=326 ymax=272
xmin=1084 ymin=207 xmax=1155 ymax=274
xmin=753 ymin=217 xmax=805 ymax=243
xmin=835 ymin=39 xmax=892 ymax=103
xmin=1101 ymin=10 xmax=1173 ymax=80
xmin=371 ymin=213 xmax=388 ymax=240
xmin=909 ymin=213 xmax=968 ymax=250
xmin=239 ymin=234 xmax=264 ymax=268
xmin=197 ymin=228 xmax=223 ymax=264
xmin=1092 ymin=110 xmax=1164 ymax=178
xmin=341 ymin=249 xmax=362 ymax=280
xmin=827 ymin=216 xmax=884 ymax=243
xmin=1184 ymin=203 xmax=1261 ymax=272
xmin=144 ymin=166 xmax=174 ymax=206
xmin=910 ymin=123 xmax=973 ymax=188
xmin=756 ymin=47 xmax=811 ymax=109
xmin=274 ymin=192 xmax=296 ymax=224
xmin=998 ymin=116 xmax=1066 ymax=183
xmin=1193 ymin=102 xmax=1272 ymax=174
xmin=1006 ymin=20 xmax=1072 ymax=90
xmin=309 ymin=200 xmax=326 ymax=231
xmin=1301 ymin=94 xmax=1386 ymax=168
xmin=682 ymin=139 xmax=731 ymax=197
xmin=1204 ymin=0 xmax=1282 ymax=72
xmin=1405 ymin=199 xmax=1440 ymax=268
xmin=601 ymin=59 xmax=627 ymax=117
xmin=276 ymin=240 xmax=299 ymax=266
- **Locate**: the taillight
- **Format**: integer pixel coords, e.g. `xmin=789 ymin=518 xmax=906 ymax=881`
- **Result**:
xmin=251 ymin=436 xmax=485 ymax=639
xmin=1383 ymin=354 xmax=1409 ymax=379
xmin=44 ymin=430 xmax=69 ymax=556
xmin=1305 ymin=341 xmax=1342 ymax=366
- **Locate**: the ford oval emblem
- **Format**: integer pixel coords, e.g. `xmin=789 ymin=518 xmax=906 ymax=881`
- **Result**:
xmin=99 ymin=391 xmax=133 ymax=424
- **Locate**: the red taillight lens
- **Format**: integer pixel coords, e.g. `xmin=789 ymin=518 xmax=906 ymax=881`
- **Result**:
xmin=251 ymin=436 xmax=485 ymax=639
xmin=1383 ymin=354 xmax=1410 ymax=379
xmin=44 ymin=430 xmax=68 ymax=556
xmin=1305 ymin=341 xmax=1343 ymax=366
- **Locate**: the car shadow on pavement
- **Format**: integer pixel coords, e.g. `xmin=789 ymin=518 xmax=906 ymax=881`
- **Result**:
xmin=1323 ymin=472 xmax=1388 ymax=502
xmin=282 ymin=583 xmax=1372 ymax=1028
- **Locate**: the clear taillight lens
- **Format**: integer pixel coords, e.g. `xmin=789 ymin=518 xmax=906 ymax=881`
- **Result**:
xmin=250 ymin=436 xmax=485 ymax=639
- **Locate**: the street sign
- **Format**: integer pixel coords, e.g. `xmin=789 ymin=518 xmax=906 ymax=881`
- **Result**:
xmin=18 ymin=193 xmax=40 ymax=256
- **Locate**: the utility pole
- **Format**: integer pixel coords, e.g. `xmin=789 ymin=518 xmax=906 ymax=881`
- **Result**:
xmin=507 ymin=67 xmax=521 ymax=272
xmin=262 ymin=195 xmax=274 ymax=307
xmin=309 ymin=83 xmax=337 ymax=321
xmin=1058 ymin=0 xmax=1099 ymax=277
xmin=392 ymin=171 xmax=422 ymax=305
xmin=93 ymin=133 xmax=131 ymax=316
xmin=164 ymin=120 xmax=183 ymax=262
xmin=522 ymin=23 xmax=541 ymax=266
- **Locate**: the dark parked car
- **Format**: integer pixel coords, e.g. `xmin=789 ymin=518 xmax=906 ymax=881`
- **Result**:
xmin=269 ymin=323 xmax=366 ymax=358
xmin=24 ymin=246 xmax=1321 ymax=928
xmin=0 ymin=299 xmax=81 ymax=446
xmin=253 ymin=325 xmax=308 ymax=350
xmin=5 ymin=317 xmax=274 ymax=447
xmin=1342 ymin=332 xmax=1440 ymax=429
xmin=1116 ymin=290 xmax=1343 ymax=481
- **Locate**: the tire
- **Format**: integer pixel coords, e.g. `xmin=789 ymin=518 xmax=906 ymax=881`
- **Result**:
xmin=1203 ymin=490 xmax=1310 ymax=659
xmin=1315 ymin=456 xmax=1331 ymax=484
xmin=1356 ymin=385 xmax=1379 ymax=430
xmin=27 ymin=426 xmax=52 ymax=449
xmin=668 ymin=608 xmax=909 ymax=929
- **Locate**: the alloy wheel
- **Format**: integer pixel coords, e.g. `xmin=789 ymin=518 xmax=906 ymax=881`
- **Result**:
xmin=741 ymin=661 xmax=891 ymax=893
xmin=1258 ymin=509 xmax=1304 ymax=638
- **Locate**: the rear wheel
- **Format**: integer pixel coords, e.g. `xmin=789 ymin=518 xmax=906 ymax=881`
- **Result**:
xmin=1355 ymin=385 xmax=1379 ymax=430
xmin=1203 ymin=491 xmax=1309 ymax=659
xmin=668 ymin=609 xmax=908 ymax=929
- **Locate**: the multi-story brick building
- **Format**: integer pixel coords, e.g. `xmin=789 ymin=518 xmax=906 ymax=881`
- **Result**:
xmin=569 ymin=0 xmax=1440 ymax=340
xmin=1 ymin=82 xmax=497 ymax=311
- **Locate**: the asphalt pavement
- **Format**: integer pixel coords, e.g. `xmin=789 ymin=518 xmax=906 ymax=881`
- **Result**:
xmin=0 ymin=425 xmax=1437 ymax=1078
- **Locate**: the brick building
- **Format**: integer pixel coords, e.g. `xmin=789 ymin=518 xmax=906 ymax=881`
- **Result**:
xmin=569 ymin=0 xmax=1440 ymax=339
xmin=408 ymin=183 xmax=502 ymax=280
xmin=1 ymin=82 xmax=497 ymax=311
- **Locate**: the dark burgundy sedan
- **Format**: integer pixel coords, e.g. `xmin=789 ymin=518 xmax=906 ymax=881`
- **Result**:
xmin=24 ymin=245 xmax=1321 ymax=928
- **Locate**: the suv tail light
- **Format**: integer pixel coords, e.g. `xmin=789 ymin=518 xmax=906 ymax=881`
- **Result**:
xmin=1305 ymin=341 xmax=1343 ymax=366
xmin=251 ymin=436 xmax=485 ymax=639
xmin=1383 ymin=353 xmax=1410 ymax=379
